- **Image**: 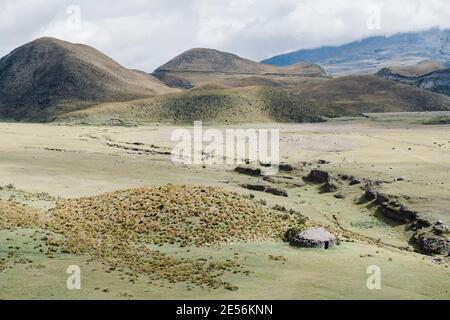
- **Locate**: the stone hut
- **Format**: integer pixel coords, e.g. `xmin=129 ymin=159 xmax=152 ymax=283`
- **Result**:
xmin=290 ymin=227 xmax=336 ymax=249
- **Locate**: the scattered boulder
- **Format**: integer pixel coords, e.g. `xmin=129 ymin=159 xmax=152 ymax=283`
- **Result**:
xmin=338 ymin=174 xmax=361 ymax=185
xmin=363 ymin=188 xmax=378 ymax=201
xmin=412 ymin=222 xmax=450 ymax=256
xmin=377 ymin=201 xmax=418 ymax=223
xmin=234 ymin=166 xmax=261 ymax=176
xmin=279 ymin=163 xmax=296 ymax=172
xmin=240 ymin=184 xmax=288 ymax=197
xmin=362 ymin=187 xmax=448 ymax=256
xmin=263 ymin=176 xmax=305 ymax=188
xmin=322 ymin=179 xmax=339 ymax=193
xmin=289 ymin=227 xmax=336 ymax=249
xmin=265 ymin=186 xmax=288 ymax=197
xmin=349 ymin=176 xmax=362 ymax=185
xmin=306 ymin=169 xmax=330 ymax=183
xmin=363 ymin=188 xmax=420 ymax=223
xmin=260 ymin=162 xmax=297 ymax=173
xmin=305 ymin=169 xmax=341 ymax=193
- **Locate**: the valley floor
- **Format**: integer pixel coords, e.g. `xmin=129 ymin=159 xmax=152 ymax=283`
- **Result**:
xmin=0 ymin=114 xmax=449 ymax=299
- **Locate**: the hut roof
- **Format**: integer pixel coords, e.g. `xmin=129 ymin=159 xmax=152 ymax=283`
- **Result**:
xmin=297 ymin=227 xmax=336 ymax=242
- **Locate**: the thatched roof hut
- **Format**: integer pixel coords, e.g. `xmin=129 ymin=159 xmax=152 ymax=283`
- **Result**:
xmin=290 ymin=227 xmax=336 ymax=249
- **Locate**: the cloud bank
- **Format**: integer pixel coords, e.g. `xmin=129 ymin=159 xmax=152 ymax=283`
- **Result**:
xmin=1 ymin=0 xmax=450 ymax=71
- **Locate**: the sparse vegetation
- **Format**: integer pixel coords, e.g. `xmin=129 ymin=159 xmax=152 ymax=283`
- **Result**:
xmin=59 ymin=76 xmax=450 ymax=125
xmin=50 ymin=185 xmax=304 ymax=247
xmin=0 ymin=200 xmax=48 ymax=230
xmin=423 ymin=116 xmax=450 ymax=125
xmin=282 ymin=227 xmax=302 ymax=243
xmin=0 ymin=185 xmax=306 ymax=289
xmin=268 ymin=254 xmax=288 ymax=262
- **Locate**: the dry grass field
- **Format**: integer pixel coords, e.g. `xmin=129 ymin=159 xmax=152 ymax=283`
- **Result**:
xmin=0 ymin=114 xmax=449 ymax=299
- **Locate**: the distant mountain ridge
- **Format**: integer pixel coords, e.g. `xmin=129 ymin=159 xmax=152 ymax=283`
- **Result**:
xmin=1 ymin=37 xmax=450 ymax=124
xmin=153 ymin=48 xmax=326 ymax=88
xmin=155 ymin=48 xmax=326 ymax=75
xmin=262 ymin=28 xmax=450 ymax=75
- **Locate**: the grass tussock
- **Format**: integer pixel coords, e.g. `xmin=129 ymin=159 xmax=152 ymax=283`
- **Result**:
xmin=0 ymin=200 xmax=48 ymax=230
xmin=0 ymin=185 xmax=306 ymax=289
xmin=50 ymin=185 xmax=303 ymax=247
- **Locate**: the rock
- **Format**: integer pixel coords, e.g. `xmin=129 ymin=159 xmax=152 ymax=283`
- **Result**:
xmin=305 ymin=169 xmax=340 ymax=193
xmin=433 ymin=223 xmax=449 ymax=236
xmin=349 ymin=176 xmax=361 ymax=185
xmin=339 ymin=174 xmax=361 ymax=185
xmin=240 ymin=184 xmax=265 ymax=192
xmin=412 ymin=222 xmax=450 ymax=256
xmin=259 ymin=162 xmax=297 ymax=173
xmin=323 ymin=179 xmax=339 ymax=193
xmin=234 ymin=166 xmax=261 ymax=176
xmin=364 ymin=189 xmax=378 ymax=201
xmin=240 ymin=184 xmax=288 ymax=197
xmin=306 ymin=169 xmax=330 ymax=183
xmin=291 ymin=180 xmax=306 ymax=187
xmin=279 ymin=163 xmax=296 ymax=172
xmin=265 ymin=186 xmax=288 ymax=197
xmin=362 ymin=188 xmax=422 ymax=223
xmin=263 ymin=176 xmax=305 ymax=188
xmin=290 ymin=227 xmax=336 ymax=249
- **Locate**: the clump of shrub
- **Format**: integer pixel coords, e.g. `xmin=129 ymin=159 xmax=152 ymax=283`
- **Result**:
xmin=283 ymin=227 xmax=302 ymax=243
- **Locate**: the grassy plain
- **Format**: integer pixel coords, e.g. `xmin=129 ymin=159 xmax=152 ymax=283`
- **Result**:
xmin=0 ymin=114 xmax=449 ymax=299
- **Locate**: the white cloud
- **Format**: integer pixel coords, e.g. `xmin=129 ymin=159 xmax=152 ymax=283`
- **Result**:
xmin=1 ymin=0 xmax=449 ymax=71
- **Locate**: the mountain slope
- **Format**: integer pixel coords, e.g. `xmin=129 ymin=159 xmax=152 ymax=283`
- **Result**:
xmin=0 ymin=37 xmax=177 ymax=121
xmin=296 ymin=75 xmax=450 ymax=113
xmin=262 ymin=28 xmax=450 ymax=75
xmin=153 ymin=48 xmax=326 ymax=89
xmin=377 ymin=62 xmax=450 ymax=96
xmin=58 ymin=76 xmax=450 ymax=125
xmin=56 ymin=86 xmax=344 ymax=125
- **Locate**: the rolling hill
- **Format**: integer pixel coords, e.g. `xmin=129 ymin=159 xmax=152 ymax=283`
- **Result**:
xmin=56 ymin=85 xmax=341 ymax=125
xmin=0 ymin=37 xmax=178 ymax=121
xmin=153 ymin=48 xmax=326 ymax=89
xmin=1 ymin=37 xmax=450 ymax=125
xmin=262 ymin=28 xmax=450 ymax=75
xmin=296 ymin=75 xmax=450 ymax=113
xmin=377 ymin=61 xmax=450 ymax=96
xmin=58 ymin=76 xmax=450 ymax=125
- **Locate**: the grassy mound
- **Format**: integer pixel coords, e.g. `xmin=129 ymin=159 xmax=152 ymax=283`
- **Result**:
xmin=1 ymin=185 xmax=305 ymax=289
xmin=50 ymin=185 xmax=303 ymax=247
xmin=0 ymin=200 xmax=48 ymax=230
xmin=47 ymin=185 xmax=305 ymax=288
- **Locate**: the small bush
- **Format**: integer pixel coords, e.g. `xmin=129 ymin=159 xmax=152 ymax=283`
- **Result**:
xmin=283 ymin=227 xmax=302 ymax=243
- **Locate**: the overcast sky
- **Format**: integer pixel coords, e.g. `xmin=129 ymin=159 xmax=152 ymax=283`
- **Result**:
xmin=1 ymin=0 xmax=450 ymax=71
